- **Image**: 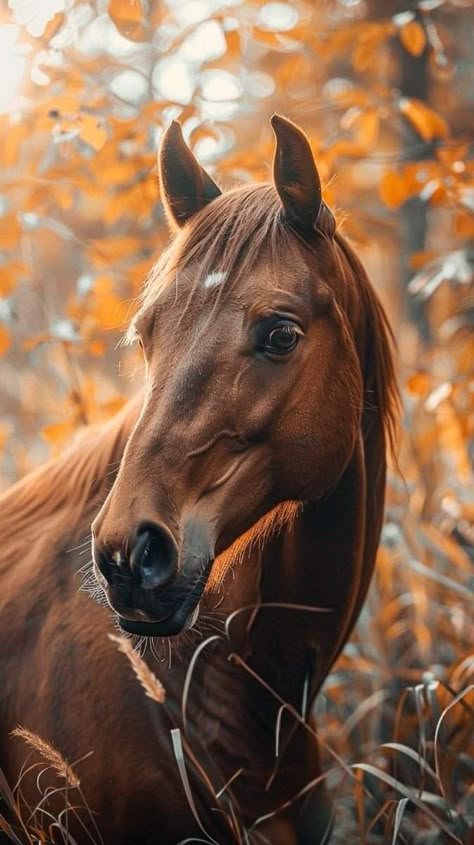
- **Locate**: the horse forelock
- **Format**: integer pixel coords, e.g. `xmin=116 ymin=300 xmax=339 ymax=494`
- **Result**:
xmin=127 ymin=184 xmax=290 ymax=342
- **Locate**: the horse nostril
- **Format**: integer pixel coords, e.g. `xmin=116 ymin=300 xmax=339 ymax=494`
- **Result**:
xmin=92 ymin=539 xmax=117 ymax=584
xmin=130 ymin=522 xmax=178 ymax=591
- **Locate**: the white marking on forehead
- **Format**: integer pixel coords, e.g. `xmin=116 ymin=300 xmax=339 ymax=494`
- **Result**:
xmin=203 ymin=270 xmax=227 ymax=289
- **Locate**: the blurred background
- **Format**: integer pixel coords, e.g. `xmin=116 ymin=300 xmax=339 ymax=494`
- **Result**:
xmin=0 ymin=1 xmax=472 ymax=842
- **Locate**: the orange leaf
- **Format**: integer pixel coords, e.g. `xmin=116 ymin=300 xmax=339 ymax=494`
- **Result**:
xmin=327 ymin=139 xmax=366 ymax=159
xmin=0 ymin=272 xmax=15 ymax=297
xmin=456 ymin=210 xmax=474 ymax=238
xmin=342 ymin=107 xmax=379 ymax=150
xmin=0 ymin=214 xmax=21 ymax=250
xmin=0 ymin=261 xmax=26 ymax=296
xmin=329 ymin=88 xmax=370 ymax=109
xmin=78 ymin=115 xmax=107 ymax=151
xmin=43 ymin=94 xmax=79 ymax=116
xmin=399 ymin=98 xmax=449 ymax=141
xmin=436 ymin=142 xmax=469 ymax=166
xmin=316 ymin=25 xmax=361 ymax=56
xmin=379 ymin=170 xmax=410 ymax=209
xmin=88 ymin=340 xmax=107 ymax=356
xmin=253 ymin=28 xmax=283 ymax=47
xmin=2 ymin=123 xmax=29 ymax=168
xmin=399 ymin=21 xmax=426 ymax=57
xmin=89 ymin=237 xmax=143 ymax=265
xmin=355 ymin=108 xmax=379 ymax=148
xmin=351 ymin=22 xmax=395 ymax=71
xmin=352 ymin=42 xmax=376 ymax=73
xmin=0 ymin=421 xmax=9 ymax=453
xmin=276 ymin=55 xmax=313 ymax=88
xmin=108 ymin=0 xmax=146 ymax=40
xmin=408 ymin=250 xmax=437 ymax=270
xmin=103 ymin=192 xmax=131 ymax=226
xmin=100 ymin=396 xmax=127 ymax=417
xmin=94 ymin=292 xmax=130 ymax=330
xmin=54 ymin=187 xmax=75 ymax=211
xmin=0 ymin=325 xmax=10 ymax=356
xmin=95 ymin=160 xmax=137 ymax=187
xmin=406 ymin=372 xmax=431 ymax=396
xmin=42 ymin=11 xmax=65 ymax=41
xmin=225 ymin=29 xmax=240 ymax=57
xmin=94 ymin=276 xmax=114 ymax=296
xmin=126 ymin=256 xmax=155 ymax=291
xmin=42 ymin=420 xmax=76 ymax=446
xmin=116 ymin=180 xmax=158 ymax=220
xmin=109 ymin=0 xmax=142 ymax=22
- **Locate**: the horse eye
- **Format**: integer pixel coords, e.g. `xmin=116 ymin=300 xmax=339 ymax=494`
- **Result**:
xmin=264 ymin=322 xmax=301 ymax=356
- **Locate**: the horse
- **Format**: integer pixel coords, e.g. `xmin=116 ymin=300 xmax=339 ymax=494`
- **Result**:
xmin=0 ymin=115 xmax=399 ymax=844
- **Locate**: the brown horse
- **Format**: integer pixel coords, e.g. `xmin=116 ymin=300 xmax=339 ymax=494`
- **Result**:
xmin=0 ymin=116 xmax=398 ymax=844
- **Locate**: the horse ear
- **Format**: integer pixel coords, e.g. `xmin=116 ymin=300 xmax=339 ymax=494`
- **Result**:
xmin=158 ymin=121 xmax=222 ymax=229
xmin=271 ymin=114 xmax=334 ymax=237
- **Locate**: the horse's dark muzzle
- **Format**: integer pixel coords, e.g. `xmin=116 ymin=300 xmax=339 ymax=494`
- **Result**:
xmin=115 ymin=556 xmax=212 ymax=636
xmin=129 ymin=522 xmax=178 ymax=590
xmin=93 ymin=517 xmax=215 ymax=636
xmin=93 ymin=520 xmax=178 ymax=591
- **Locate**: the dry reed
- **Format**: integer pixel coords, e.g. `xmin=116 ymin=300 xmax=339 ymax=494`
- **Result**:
xmin=11 ymin=726 xmax=80 ymax=789
xmin=108 ymin=633 xmax=166 ymax=703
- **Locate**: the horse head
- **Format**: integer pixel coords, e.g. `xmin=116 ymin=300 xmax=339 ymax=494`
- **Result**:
xmin=92 ymin=115 xmax=397 ymax=642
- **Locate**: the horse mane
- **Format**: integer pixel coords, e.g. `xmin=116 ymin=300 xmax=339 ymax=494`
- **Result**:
xmin=1 ymin=183 xmax=399 ymax=561
xmin=333 ymin=232 xmax=400 ymax=458
xmin=0 ymin=398 xmax=140 ymax=554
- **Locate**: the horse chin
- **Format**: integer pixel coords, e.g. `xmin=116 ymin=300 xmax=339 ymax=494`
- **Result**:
xmin=118 ymin=600 xmax=201 ymax=638
xmin=115 ymin=555 xmax=213 ymax=638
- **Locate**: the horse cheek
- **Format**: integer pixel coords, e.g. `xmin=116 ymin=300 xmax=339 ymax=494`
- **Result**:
xmin=272 ymin=345 xmax=361 ymax=499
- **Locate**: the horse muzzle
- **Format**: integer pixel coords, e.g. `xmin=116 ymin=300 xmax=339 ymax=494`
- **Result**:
xmin=116 ymin=578 xmax=208 ymax=637
xmin=92 ymin=519 xmax=213 ymax=637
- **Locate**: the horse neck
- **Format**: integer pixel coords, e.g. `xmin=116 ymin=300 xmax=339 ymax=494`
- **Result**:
xmin=163 ymin=525 xmax=321 ymax=812
xmin=187 ymin=438 xmax=368 ymax=724
xmin=165 ymin=454 xmax=365 ymax=818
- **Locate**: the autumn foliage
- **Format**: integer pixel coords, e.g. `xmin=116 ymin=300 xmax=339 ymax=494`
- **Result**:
xmin=0 ymin=1 xmax=472 ymax=842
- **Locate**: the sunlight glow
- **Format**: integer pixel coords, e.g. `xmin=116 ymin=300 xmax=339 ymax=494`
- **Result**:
xmin=246 ymin=71 xmax=275 ymax=98
xmin=0 ymin=25 xmax=28 ymax=114
xmin=179 ymin=20 xmax=226 ymax=62
xmin=110 ymin=69 xmax=149 ymax=104
xmin=152 ymin=57 xmax=195 ymax=105
xmin=169 ymin=0 xmax=240 ymax=27
xmin=258 ymin=2 xmax=299 ymax=31
xmin=9 ymin=0 xmax=65 ymax=37
xmin=171 ymin=0 xmax=214 ymax=26
xmin=201 ymin=69 xmax=242 ymax=101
